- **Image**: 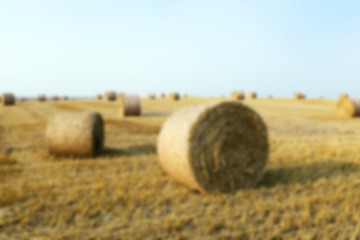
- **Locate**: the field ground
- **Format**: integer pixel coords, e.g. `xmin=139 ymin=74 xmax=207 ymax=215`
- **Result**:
xmin=1 ymin=97 xmax=360 ymax=239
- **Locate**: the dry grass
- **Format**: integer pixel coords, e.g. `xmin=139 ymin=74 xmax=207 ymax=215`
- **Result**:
xmin=1 ymin=97 xmax=360 ymax=239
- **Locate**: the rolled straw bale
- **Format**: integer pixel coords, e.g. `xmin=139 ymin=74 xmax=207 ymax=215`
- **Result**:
xmin=339 ymin=93 xmax=349 ymax=99
xmin=157 ymin=101 xmax=269 ymax=194
xmin=267 ymin=95 xmax=273 ymax=99
xmin=336 ymin=98 xmax=360 ymax=117
xmin=169 ymin=92 xmax=180 ymax=101
xmin=248 ymin=91 xmax=257 ymax=99
xmin=1 ymin=93 xmax=15 ymax=106
xmin=104 ymin=91 xmax=117 ymax=101
xmin=38 ymin=94 xmax=47 ymax=102
xmin=46 ymin=112 xmax=104 ymax=157
xmin=96 ymin=94 xmax=102 ymax=100
xmin=62 ymin=96 xmax=68 ymax=101
xmin=148 ymin=93 xmax=156 ymax=100
xmin=294 ymin=92 xmax=306 ymax=100
xmin=119 ymin=94 xmax=141 ymax=117
xmin=184 ymin=93 xmax=189 ymax=98
xmin=231 ymin=91 xmax=245 ymax=100
xmin=160 ymin=93 xmax=166 ymax=98
xmin=51 ymin=96 xmax=59 ymax=101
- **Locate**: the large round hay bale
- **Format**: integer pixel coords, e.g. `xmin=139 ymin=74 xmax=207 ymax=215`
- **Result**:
xmin=339 ymin=93 xmax=349 ymax=99
xmin=104 ymin=91 xmax=117 ymax=101
xmin=148 ymin=93 xmax=156 ymax=100
xmin=157 ymin=102 xmax=269 ymax=194
xmin=336 ymin=98 xmax=360 ymax=117
xmin=294 ymin=92 xmax=306 ymax=100
xmin=38 ymin=94 xmax=47 ymax=102
xmin=231 ymin=91 xmax=245 ymax=100
xmin=248 ymin=91 xmax=257 ymax=99
xmin=1 ymin=93 xmax=15 ymax=106
xmin=119 ymin=94 xmax=141 ymax=117
xmin=169 ymin=92 xmax=180 ymax=101
xmin=46 ymin=112 xmax=104 ymax=157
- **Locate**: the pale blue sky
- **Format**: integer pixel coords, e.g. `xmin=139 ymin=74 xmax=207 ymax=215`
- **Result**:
xmin=1 ymin=1 xmax=359 ymax=98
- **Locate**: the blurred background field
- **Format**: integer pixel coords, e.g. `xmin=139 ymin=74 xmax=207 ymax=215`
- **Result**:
xmin=1 ymin=97 xmax=360 ymax=239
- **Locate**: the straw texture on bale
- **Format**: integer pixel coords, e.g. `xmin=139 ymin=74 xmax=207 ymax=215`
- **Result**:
xmin=231 ymin=91 xmax=245 ymax=100
xmin=104 ymin=91 xmax=117 ymax=101
xmin=337 ymin=98 xmax=360 ymax=117
xmin=119 ymin=94 xmax=141 ymax=117
xmin=248 ymin=92 xmax=257 ymax=99
xmin=169 ymin=92 xmax=180 ymax=101
xmin=148 ymin=93 xmax=156 ymax=99
xmin=157 ymin=101 xmax=269 ymax=194
xmin=38 ymin=94 xmax=46 ymax=102
xmin=339 ymin=93 xmax=349 ymax=99
xmin=1 ymin=93 xmax=15 ymax=106
xmin=294 ymin=92 xmax=306 ymax=99
xmin=46 ymin=112 xmax=104 ymax=157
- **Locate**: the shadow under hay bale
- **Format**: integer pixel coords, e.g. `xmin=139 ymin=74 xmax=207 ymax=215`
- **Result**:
xmin=1 ymin=93 xmax=15 ymax=106
xmin=118 ymin=94 xmax=141 ymax=117
xmin=157 ymin=101 xmax=268 ymax=194
xmin=46 ymin=112 xmax=104 ymax=157
xmin=102 ymin=144 xmax=156 ymax=157
xmin=337 ymin=98 xmax=360 ymax=117
xmin=258 ymin=161 xmax=360 ymax=188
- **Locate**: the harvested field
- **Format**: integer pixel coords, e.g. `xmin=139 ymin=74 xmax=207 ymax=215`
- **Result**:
xmin=1 ymin=97 xmax=360 ymax=239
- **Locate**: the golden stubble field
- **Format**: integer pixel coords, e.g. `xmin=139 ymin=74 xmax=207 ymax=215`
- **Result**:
xmin=1 ymin=97 xmax=360 ymax=240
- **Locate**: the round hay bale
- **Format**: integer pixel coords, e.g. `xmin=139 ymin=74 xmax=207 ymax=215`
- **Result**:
xmin=339 ymin=93 xmax=349 ymax=99
xmin=231 ymin=91 xmax=245 ymax=100
xmin=160 ymin=93 xmax=166 ymax=98
xmin=294 ymin=92 xmax=306 ymax=100
xmin=169 ymin=92 xmax=180 ymax=101
xmin=183 ymin=93 xmax=189 ymax=98
xmin=62 ymin=96 xmax=68 ymax=101
xmin=104 ymin=91 xmax=117 ymax=101
xmin=96 ymin=94 xmax=102 ymax=100
xmin=148 ymin=93 xmax=156 ymax=100
xmin=336 ymin=98 xmax=360 ymax=117
xmin=157 ymin=101 xmax=269 ymax=194
xmin=1 ymin=93 xmax=15 ymax=106
xmin=119 ymin=94 xmax=141 ymax=117
xmin=46 ymin=112 xmax=104 ymax=157
xmin=248 ymin=91 xmax=257 ymax=99
xmin=38 ymin=94 xmax=47 ymax=102
xmin=51 ymin=96 xmax=59 ymax=101
xmin=267 ymin=95 xmax=273 ymax=99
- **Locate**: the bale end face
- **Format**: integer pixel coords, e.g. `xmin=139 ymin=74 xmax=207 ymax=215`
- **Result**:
xmin=157 ymin=101 xmax=269 ymax=194
xmin=1 ymin=93 xmax=15 ymax=106
xmin=46 ymin=112 xmax=105 ymax=157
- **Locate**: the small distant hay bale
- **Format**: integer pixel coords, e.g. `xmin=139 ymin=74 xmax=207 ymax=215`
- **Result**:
xmin=267 ymin=95 xmax=273 ymax=99
xmin=160 ymin=93 xmax=166 ymax=98
xmin=51 ymin=96 xmax=59 ymax=101
xmin=183 ymin=93 xmax=189 ymax=98
xmin=104 ymin=91 xmax=117 ymax=101
xmin=339 ymin=93 xmax=349 ymax=99
xmin=18 ymin=97 xmax=25 ymax=102
xmin=231 ymin=91 xmax=245 ymax=100
xmin=62 ymin=96 xmax=68 ymax=101
xmin=336 ymin=98 xmax=360 ymax=117
xmin=96 ymin=94 xmax=102 ymax=100
xmin=294 ymin=92 xmax=306 ymax=100
xmin=157 ymin=102 xmax=269 ymax=194
xmin=148 ymin=93 xmax=156 ymax=100
xmin=38 ymin=94 xmax=47 ymax=102
xmin=1 ymin=93 xmax=15 ymax=106
xmin=248 ymin=91 xmax=257 ymax=99
xmin=46 ymin=112 xmax=104 ymax=157
xmin=169 ymin=92 xmax=180 ymax=101
xmin=119 ymin=94 xmax=141 ymax=117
